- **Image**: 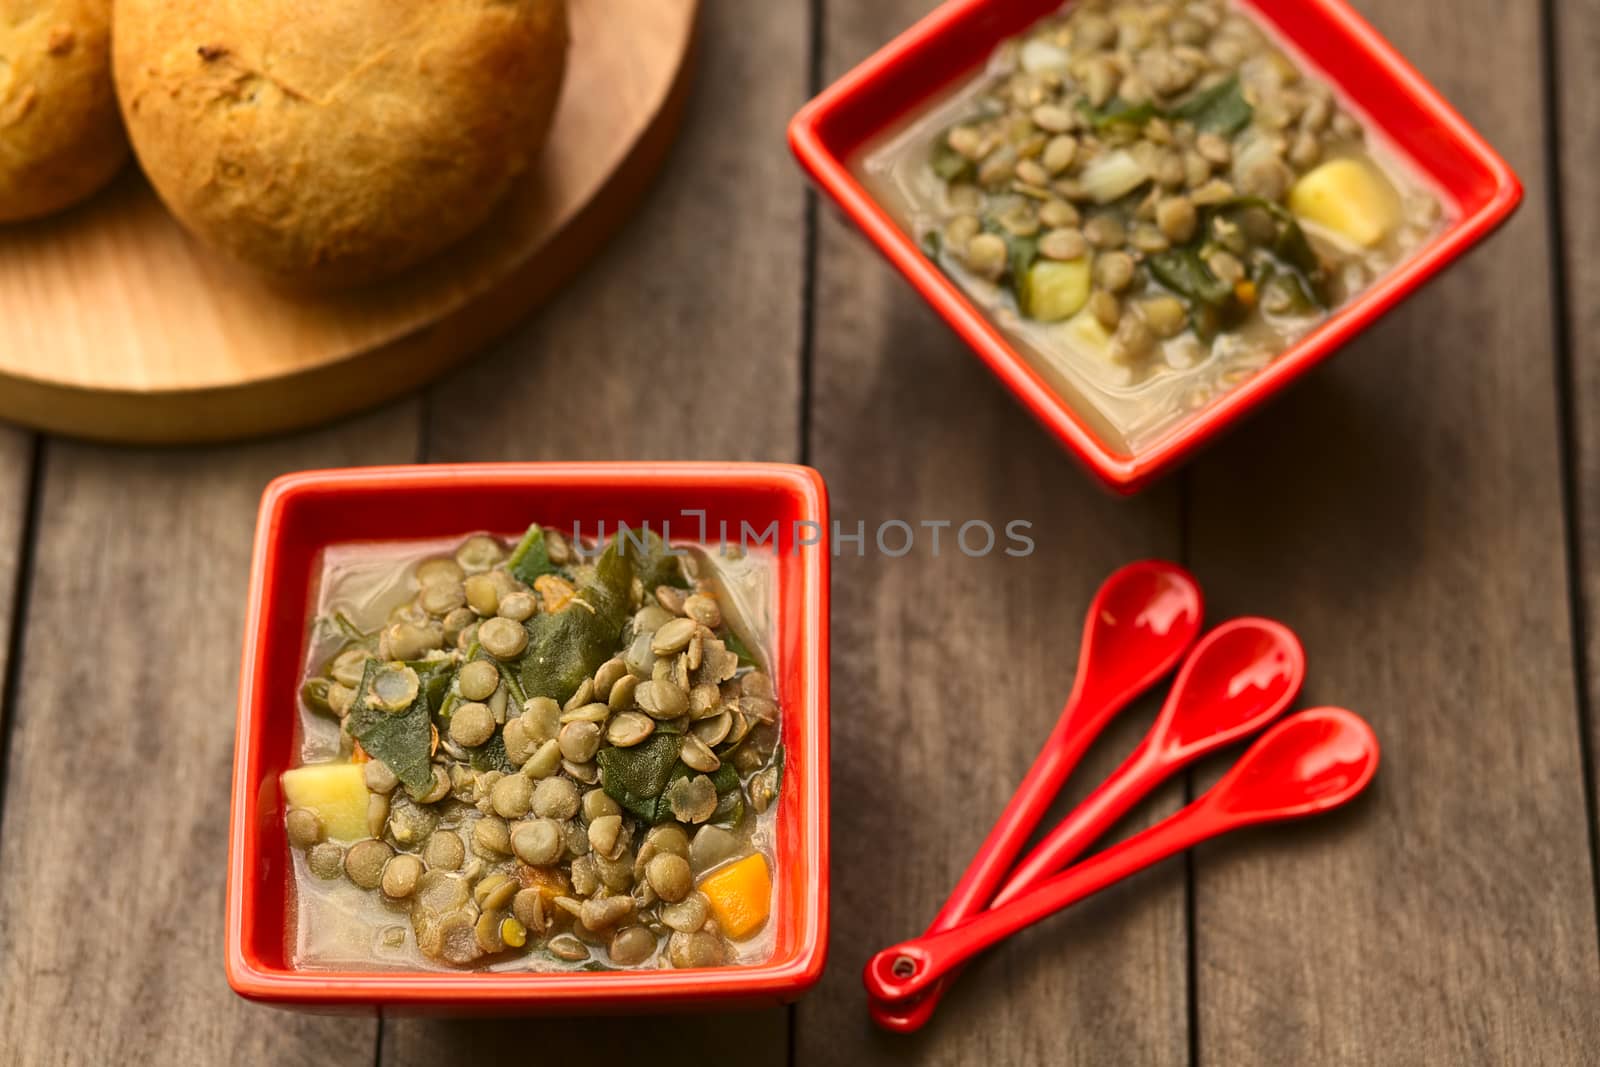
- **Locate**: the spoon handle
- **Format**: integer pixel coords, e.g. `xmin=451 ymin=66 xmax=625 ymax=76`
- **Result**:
xmin=865 ymin=794 xmax=1225 ymax=1005
xmin=921 ymin=690 xmax=1116 ymax=933
xmin=992 ymin=739 xmax=1163 ymax=909
xmin=867 ymin=739 xmax=1165 ymax=1031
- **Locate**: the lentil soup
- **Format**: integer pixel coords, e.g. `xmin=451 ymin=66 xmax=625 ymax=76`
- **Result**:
xmin=282 ymin=525 xmax=783 ymax=972
xmin=860 ymin=0 xmax=1444 ymax=452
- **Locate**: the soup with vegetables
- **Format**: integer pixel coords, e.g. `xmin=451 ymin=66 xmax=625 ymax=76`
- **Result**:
xmin=282 ymin=524 xmax=783 ymax=972
xmin=861 ymin=0 xmax=1443 ymax=451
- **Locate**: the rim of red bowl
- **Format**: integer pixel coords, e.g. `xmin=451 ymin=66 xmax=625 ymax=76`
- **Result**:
xmin=788 ymin=0 xmax=1522 ymax=493
xmin=226 ymin=462 xmax=830 ymax=1009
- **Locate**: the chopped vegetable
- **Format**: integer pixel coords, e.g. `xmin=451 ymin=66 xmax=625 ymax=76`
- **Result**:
xmin=345 ymin=660 xmax=435 ymax=793
xmin=518 ymin=539 xmax=632 ymax=703
xmin=620 ymin=526 xmax=690 ymax=591
xmin=596 ymin=732 xmax=685 ymax=822
xmin=1019 ymin=38 xmax=1069 ymax=73
xmin=1079 ymin=149 xmax=1149 ymax=204
xmin=516 ymin=865 xmax=572 ymax=905
xmin=507 ymin=522 xmax=560 ymax=585
xmin=710 ymin=789 xmax=746 ymax=831
xmin=1020 ymin=258 xmax=1091 ymax=322
xmin=698 ymin=854 xmax=773 ymax=941
xmin=1148 ymin=246 xmax=1234 ymax=307
xmin=331 ymin=612 xmax=373 ymax=647
xmin=1213 ymin=197 xmax=1332 ymax=307
xmin=1289 ymin=157 xmax=1401 ymax=247
xmin=468 ymin=732 xmax=516 ymax=774
xmin=281 ymin=762 xmax=369 ymax=842
xmin=1167 ymin=76 xmax=1253 ymax=135
xmin=1079 ymin=96 xmax=1158 ymax=132
xmin=723 ymin=629 xmax=763 ymax=671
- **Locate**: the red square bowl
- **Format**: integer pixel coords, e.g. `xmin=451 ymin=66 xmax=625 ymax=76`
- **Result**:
xmin=789 ymin=0 xmax=1521 ymax=492
xmin=226 ymin=463 xmax=830 ymax=1012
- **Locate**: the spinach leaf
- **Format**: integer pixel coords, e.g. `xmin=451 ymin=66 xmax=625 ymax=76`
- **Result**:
xmin=1010 ymin=239 xmax=1044 ymax=314
xmin=1257 ymin=265 xmax=1318 ymax=315
xmin=710 ymin=762 xmax=741 ymax=796
xmin=620 ymin=527 xmax=688 ymax=591
xmin=1073 ymin=78 xmax=1250 ymax=143
xmin=314 ymin=613 xmax=378 ymax=676
xmin=1148 ymin=246 xmax=1234 ymax=308
xmin=494 ymin=658 xmax=528 ymax=706
xmin=345 ymin=660 xmax=435 ymax=793
xmin=979 ymin=220 xmax=1040 ymax=312
xmin=642 ymin=759 xmax=742 ymax=824
xmin=1079 ymin=96 xmax=1158 ymax=131
xmin=723 ymin=630 xmax=763 ymax=671
xmin=469 ymin=732 xmax=516 ymax=774
xmin=519 ymin=538 xmax=633 ymax=703
xmin=507 ymin=523 xmax=561 ymax=585
xmin=331 ymin=612 xmax=373 ymax=646
xmin=406 ymin=658 xmax=455 ymax=713
xmin=1213 ymin=197 xmax=1332 ymax=308
xmin=710 ymin=790 xmax=745 ymax=831
xmin=652 ymin=763 xmax=693 ymax=823
xmin=1167 ymin=76 xmax=1252 ymax=135
xmin=1148 ymin=247 xmax=1247 ymax=343
xmin=597 ymin=733 xmax=685 ymax=822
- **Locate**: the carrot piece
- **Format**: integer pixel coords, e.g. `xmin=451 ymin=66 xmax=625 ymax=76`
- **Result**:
xmin=698 ymin=853 xmax=772 ymax=941
xmin=516 ymin=864 xmax=571 ymax=903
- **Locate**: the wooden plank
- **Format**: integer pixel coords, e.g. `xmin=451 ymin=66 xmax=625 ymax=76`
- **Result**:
xmin=0 ymin=429 xmax=34 ymax=744
xmin=0 ymin=411 xmax=418 ymax=1065
xmin=421 ymin=0 xmax=806 ymax=466
xmin=380 ymin=1 xmax=809 ymax=1062
xmin=1187 ymin=0 xmax=1600 ymax=1060
xmin=795 ymin=3 xmax=1189 ymax=1062
xmin=1554 ymin=0 xmax=1600 ymax=1014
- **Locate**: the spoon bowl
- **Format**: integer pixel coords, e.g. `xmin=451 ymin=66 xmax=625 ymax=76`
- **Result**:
xmin=1208 ymin=707 xmax=1379 ymax=823
xmin=1074 ymin=561 xmax=1206 ymax=709
xmin=1156 ymin=619 xmax=1305 ymax=758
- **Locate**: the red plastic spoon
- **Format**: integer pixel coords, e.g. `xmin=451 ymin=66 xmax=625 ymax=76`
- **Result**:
xmin=870 ymin=617 xmax=1304 ymax=1032
xmin=863 ymin=708 xmax=1380 ymax=1007
xmin=908 ymin=561 xmax=1202 ymax=967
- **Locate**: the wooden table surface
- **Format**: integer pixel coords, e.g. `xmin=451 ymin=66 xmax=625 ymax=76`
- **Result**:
xmin=3 ymin=0 xmax=1599 ymax=1063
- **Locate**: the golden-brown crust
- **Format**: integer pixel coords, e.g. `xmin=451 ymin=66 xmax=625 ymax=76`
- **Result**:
xmin=0 ymin=0 xmax=129 ymax=223
xmin=113 ymin=0 xmax=569 ymax=288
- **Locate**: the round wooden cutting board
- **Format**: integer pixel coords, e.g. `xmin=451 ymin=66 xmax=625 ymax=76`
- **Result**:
xmin=0 ymin=0 xmax=700 ymax=444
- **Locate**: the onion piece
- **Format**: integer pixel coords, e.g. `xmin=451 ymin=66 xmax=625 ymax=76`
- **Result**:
xmin=1020 ymin=39 xmax=1070 ymax=74
xmin=1080 ymin=149 xmax=1149 ymax=204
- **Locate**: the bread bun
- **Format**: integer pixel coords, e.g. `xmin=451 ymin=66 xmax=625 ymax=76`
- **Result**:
xmin=113 ymin=0 xmax=568 ymax=287
xmin=0 ymin=0 xmax=128 ymax=223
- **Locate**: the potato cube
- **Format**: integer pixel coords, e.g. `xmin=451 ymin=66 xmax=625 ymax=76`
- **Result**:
xmin=280 ymin=762 xmax=370 ymax=842
xmin=1288 ymin=158 xmax=1401 ymax=248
